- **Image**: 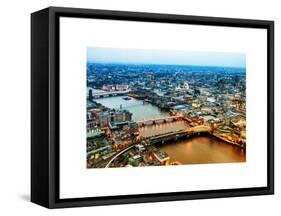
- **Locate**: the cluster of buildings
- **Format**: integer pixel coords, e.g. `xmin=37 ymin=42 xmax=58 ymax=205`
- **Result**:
xmin=87 ymin=100 xmax=140 ymax=168
xmin=87 ymin=107 xmax=132 ymax=128
xmin=101 ymin=84 xmax=129 ymax=91
xmin=109 ymin=142 xmax=172 ymax=168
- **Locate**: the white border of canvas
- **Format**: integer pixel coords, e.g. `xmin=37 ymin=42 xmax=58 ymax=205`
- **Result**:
xmin=59 ymin=17 xmax=267 ymax=198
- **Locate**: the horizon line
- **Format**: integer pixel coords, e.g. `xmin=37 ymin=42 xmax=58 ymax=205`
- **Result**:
xmin=87 ymin=62 xmax=246 ymax=69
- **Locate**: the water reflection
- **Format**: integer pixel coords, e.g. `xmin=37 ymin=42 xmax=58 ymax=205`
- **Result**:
xmin=139 ymin=121 xmax=189 ymax=138
xmin=158 ymin=135 xmax=246 ymax=164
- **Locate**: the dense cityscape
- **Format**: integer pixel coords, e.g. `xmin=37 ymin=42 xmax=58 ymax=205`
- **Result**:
xmin=86 ymin=63 xmax=246 ymax=168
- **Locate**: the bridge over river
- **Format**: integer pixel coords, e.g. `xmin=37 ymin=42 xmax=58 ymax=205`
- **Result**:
xmin=105 ymin=125 xmax=211 ymax=168
xmin=136 ymin=115 xmax=183 ymax=127
xmin=89 ymin=89 xmax=131 ymax=99
xmin=148 ymin=125 xmax=211 ymax=144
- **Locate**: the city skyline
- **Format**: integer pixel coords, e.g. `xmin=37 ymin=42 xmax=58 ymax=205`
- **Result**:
xmin=87 ymin=51 xmax=246 ymax=168
xmin=87 ymin=47 xmax=246 ymax=68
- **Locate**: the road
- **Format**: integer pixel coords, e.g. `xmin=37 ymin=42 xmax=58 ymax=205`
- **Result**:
xmin=105 ymin=144 xmax=137 ymax=168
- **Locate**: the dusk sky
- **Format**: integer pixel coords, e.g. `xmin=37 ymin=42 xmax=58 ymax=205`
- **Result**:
xmin=87 ymin=47 xmax=246 ymax=68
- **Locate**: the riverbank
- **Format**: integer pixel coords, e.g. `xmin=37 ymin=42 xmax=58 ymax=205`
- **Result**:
xmin=211 ymin=133 xmax=246 ymax=149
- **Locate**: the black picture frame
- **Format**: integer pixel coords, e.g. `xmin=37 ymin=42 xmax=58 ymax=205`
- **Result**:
xmin=31 ymin=6 xmax=274 ymax=208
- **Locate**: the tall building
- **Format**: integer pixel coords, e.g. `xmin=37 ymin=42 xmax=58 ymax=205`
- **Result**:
xmin=88 ymin=89 xmax=93 ymax=101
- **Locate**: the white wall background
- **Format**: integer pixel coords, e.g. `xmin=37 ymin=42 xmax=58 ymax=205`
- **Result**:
xmin=0 ymin=0 xmax=279 ymax=214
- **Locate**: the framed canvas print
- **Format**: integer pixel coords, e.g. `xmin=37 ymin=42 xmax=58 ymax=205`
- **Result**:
xmin=31 ymin=7 xmax=274 ymax=208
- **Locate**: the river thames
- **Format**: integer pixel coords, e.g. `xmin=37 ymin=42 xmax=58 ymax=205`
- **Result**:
xmin=95 ymin=96 xmax=168 ymax=121
xmin=95 ymin=96 xmax=246 ymax=165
